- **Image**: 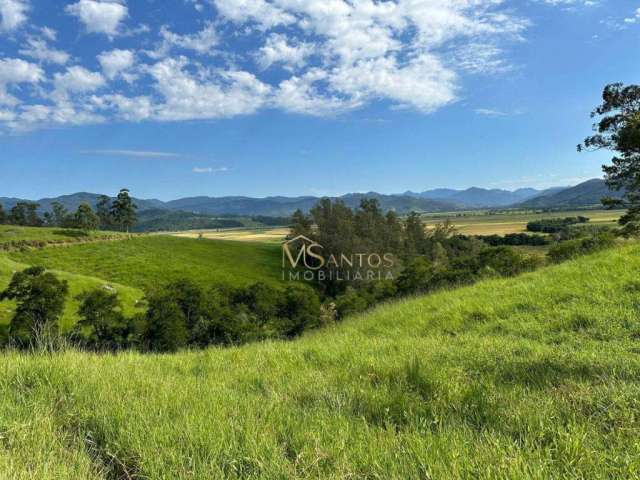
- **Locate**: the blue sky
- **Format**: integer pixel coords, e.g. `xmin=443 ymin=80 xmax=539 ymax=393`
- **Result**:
xmin=0 ymin=0 xmax=638 ymax=201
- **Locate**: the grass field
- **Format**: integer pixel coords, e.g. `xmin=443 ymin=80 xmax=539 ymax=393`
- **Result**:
xmin=8 ymin=235 xmax=283 ymax=292
xmin=0 ymin=225 xmax=127 ymax=248
xmin=422 ymin=209 xmax=621 ymax=235
xmin=1 ymin=244 xmax=639 ymax=478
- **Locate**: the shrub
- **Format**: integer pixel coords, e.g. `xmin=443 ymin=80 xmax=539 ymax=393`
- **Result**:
xmin=73 ymin=288 xmax=135 ymax=350
xmin=142 ymin=292 xmax=188 ymax=352
xmin=548 ymin=233 xmax=616 ymax=263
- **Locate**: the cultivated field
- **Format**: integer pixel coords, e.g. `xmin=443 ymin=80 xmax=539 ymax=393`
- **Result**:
xmin=1 ymin=245 xmax=639 ymax=478
xmin=174 ymin=227 xmax=290 ymax=243
xmin=422 ymin=209 xmax=621 ymax=235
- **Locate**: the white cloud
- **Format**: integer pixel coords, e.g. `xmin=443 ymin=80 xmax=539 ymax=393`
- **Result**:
xmin=0 ymin=0 xmax=533 ymax=131
xmin=54 ymin=66 xmax=105 ymax=94
xmin=193 ymin=166 xmax=228 ymax=173
xmin=91 ymin=94 xmax=152 ymax=120
xmin=257 ymin=33 xmax=314 ymax=70
xmin=147 ymin=56 xmax=270 ymax=121
xmin=98 ymin=49 xmax=134 ymax=79
xmin=0 ymin=57 xmax=43 ymax=84
xmin=19 ymin=37 xmax=70 ymax=65
xmin=475 ymin=108 xmax=507 ymax=117
xmin=66 ymin=0 xmax=128 ymax=36
xmin=158 ymin=22 xmax=218 ymax=56
xmin=0 ymin=0 xmax=28 ymax=32
xmin=211 ymin=0 xmax=295 ymax=29
xmin=80 ymin=149 xmax=179 ymax=158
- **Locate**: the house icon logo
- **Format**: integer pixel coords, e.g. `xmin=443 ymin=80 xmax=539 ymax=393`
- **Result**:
xmin=282 ymin=235 xmax=325 ymax=270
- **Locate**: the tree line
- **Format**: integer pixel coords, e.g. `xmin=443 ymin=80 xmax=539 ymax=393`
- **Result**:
xmin=0 ymin=189 xmax=138 ymax=232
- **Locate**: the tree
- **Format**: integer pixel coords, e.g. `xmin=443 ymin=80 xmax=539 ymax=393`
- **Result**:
xmin=0 ymin=267 xmax=69 ymax=346
xmin=0 ymin=203 xmax=6 ymax=224
xmin=9 ymin=202 xmax=41 ymax=226
xmin=72 ymin=203 xmax=99 ymax=231
xmin=110 ymin=189 xmax=137 ymax=232
xmin=96 ymin=195 xmax=112 ymax=229
xmin=142 ymin=292 xmax=188 ymax=352
xmin=404 ymin=211 xmax=426 ymax=256
xmin=74 ymin=289 xmax=133 ymax=350
xmin=289 ymin=209 xmax=313 ymax=238
xmin=51 ymin=202 xmax=70 ymax=227
xmin=579 ymin=83 xmax=640 ymax=224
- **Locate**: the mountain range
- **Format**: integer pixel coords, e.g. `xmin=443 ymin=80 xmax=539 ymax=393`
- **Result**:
xmin=0 ymin=178 xmax=622 ymax=219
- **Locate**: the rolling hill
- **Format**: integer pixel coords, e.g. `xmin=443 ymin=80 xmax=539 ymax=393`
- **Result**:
xmin=1 ymin=244 xmax=639 ymax=478
xmin=404 ymin=186 xmax=565 ymax=207
xmin=514 ymin=179 xmax=624 ymax=209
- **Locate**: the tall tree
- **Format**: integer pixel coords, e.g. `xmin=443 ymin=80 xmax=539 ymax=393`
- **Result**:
xmin=289 ymin=209 xmax=313 ymax=239
xmin=579 ymin=83 xmax=640 ymax=224
xmin=9 ymin=202 xmax=41 ymax=226
xmin=96 ymin=194 xmax=112 ymax=229
xmin=404 ymin=211 xmax=426 ymax=256
xmin=0 ymin=203 xmax=6 ymax=224
xmin=51 ymin=202 xmax=69 ymax=227
xmin=110 ymin=189 xmax=137 ymax=232
xmin=73 ymin=203 xmax=99 ymax=231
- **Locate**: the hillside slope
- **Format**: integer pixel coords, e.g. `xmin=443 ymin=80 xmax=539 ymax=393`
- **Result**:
xmin=1 ymin=244 xmax=640 ymax=478
xmin=515 ymin=178 xmax=624 ymax=209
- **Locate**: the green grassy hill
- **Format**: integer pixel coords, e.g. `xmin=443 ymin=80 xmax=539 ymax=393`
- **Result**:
xmin=0 ymin=254 xmax=144 ymax=335
xmin=0 ymin=225 xmax=126 ymax=249
xmin=8 ymin=235 xmax=283 ymax=291
xmin=1 ymin=245 xmax=640 ymax=478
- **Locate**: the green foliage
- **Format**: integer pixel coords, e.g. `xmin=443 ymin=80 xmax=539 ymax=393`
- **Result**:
xmin=9 ymin=202 xmax=42 ymax=227
xmin=526 ymin=216 xmax=589 ymax=233
xmin=72 ymin=203 xmax=99 ymax=231
xmin=73 ymin=288 xmax=137 ymax=350
xmin=0 ymin=203 xmax=6 ymax=224
xmin=110 ymin=188 xmax=138 ymax=232
xmin=548 ymin=232 xmax=616 ymax=263
xmin=579 ymin=83 xmax=640 ymax=224
xmin=142 ymin=291 xmax=188 ymax=352
xmin=478 ymin=232 xmax=549 ymax=246
xmin=0 ymin=266 xmax=68 ymax=346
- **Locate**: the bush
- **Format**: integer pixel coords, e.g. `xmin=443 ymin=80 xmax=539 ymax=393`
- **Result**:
xmin=527 ymin=216 xmax=589 ymax=233
xmin=142 ymin=291 xmax=188 ymax=352
xmin=548 ymin=233 xmax=616 ymax=263
xmin=73 ymin=288 xmax=136 ymax=350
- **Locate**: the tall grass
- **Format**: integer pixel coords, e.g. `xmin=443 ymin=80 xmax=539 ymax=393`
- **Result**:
xmin=1 ymin=244 xmax=640 ymax=478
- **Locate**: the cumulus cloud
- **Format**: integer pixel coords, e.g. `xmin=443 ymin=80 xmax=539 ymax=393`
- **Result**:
xmin=19 ymin=37 xmax=70 ymax=65
xmin=66 ymin=0 xmax=128 ymax=36
xmin=1 ymin=0 xmax=534 ymax=131
xmin=257 ymin=33 xmax=314 ymax=70
xmin=98 ymin=49 xmax=134 ymax=79
xmin=0 ymin=57 xmax=43 ymax=106
xmin=157 ymin=22 xmax=218 ymax=56
xmin=54 ymin=66 xmax=106 ymax=94
xmin=0 ymin=0 xmax=28 ymax=32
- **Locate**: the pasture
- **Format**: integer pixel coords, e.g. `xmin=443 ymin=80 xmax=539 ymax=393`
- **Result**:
xmin=8 ymin=235 xmax=283 ymax=291
xmin=1 ymin=245 xmax=640 ymax=478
